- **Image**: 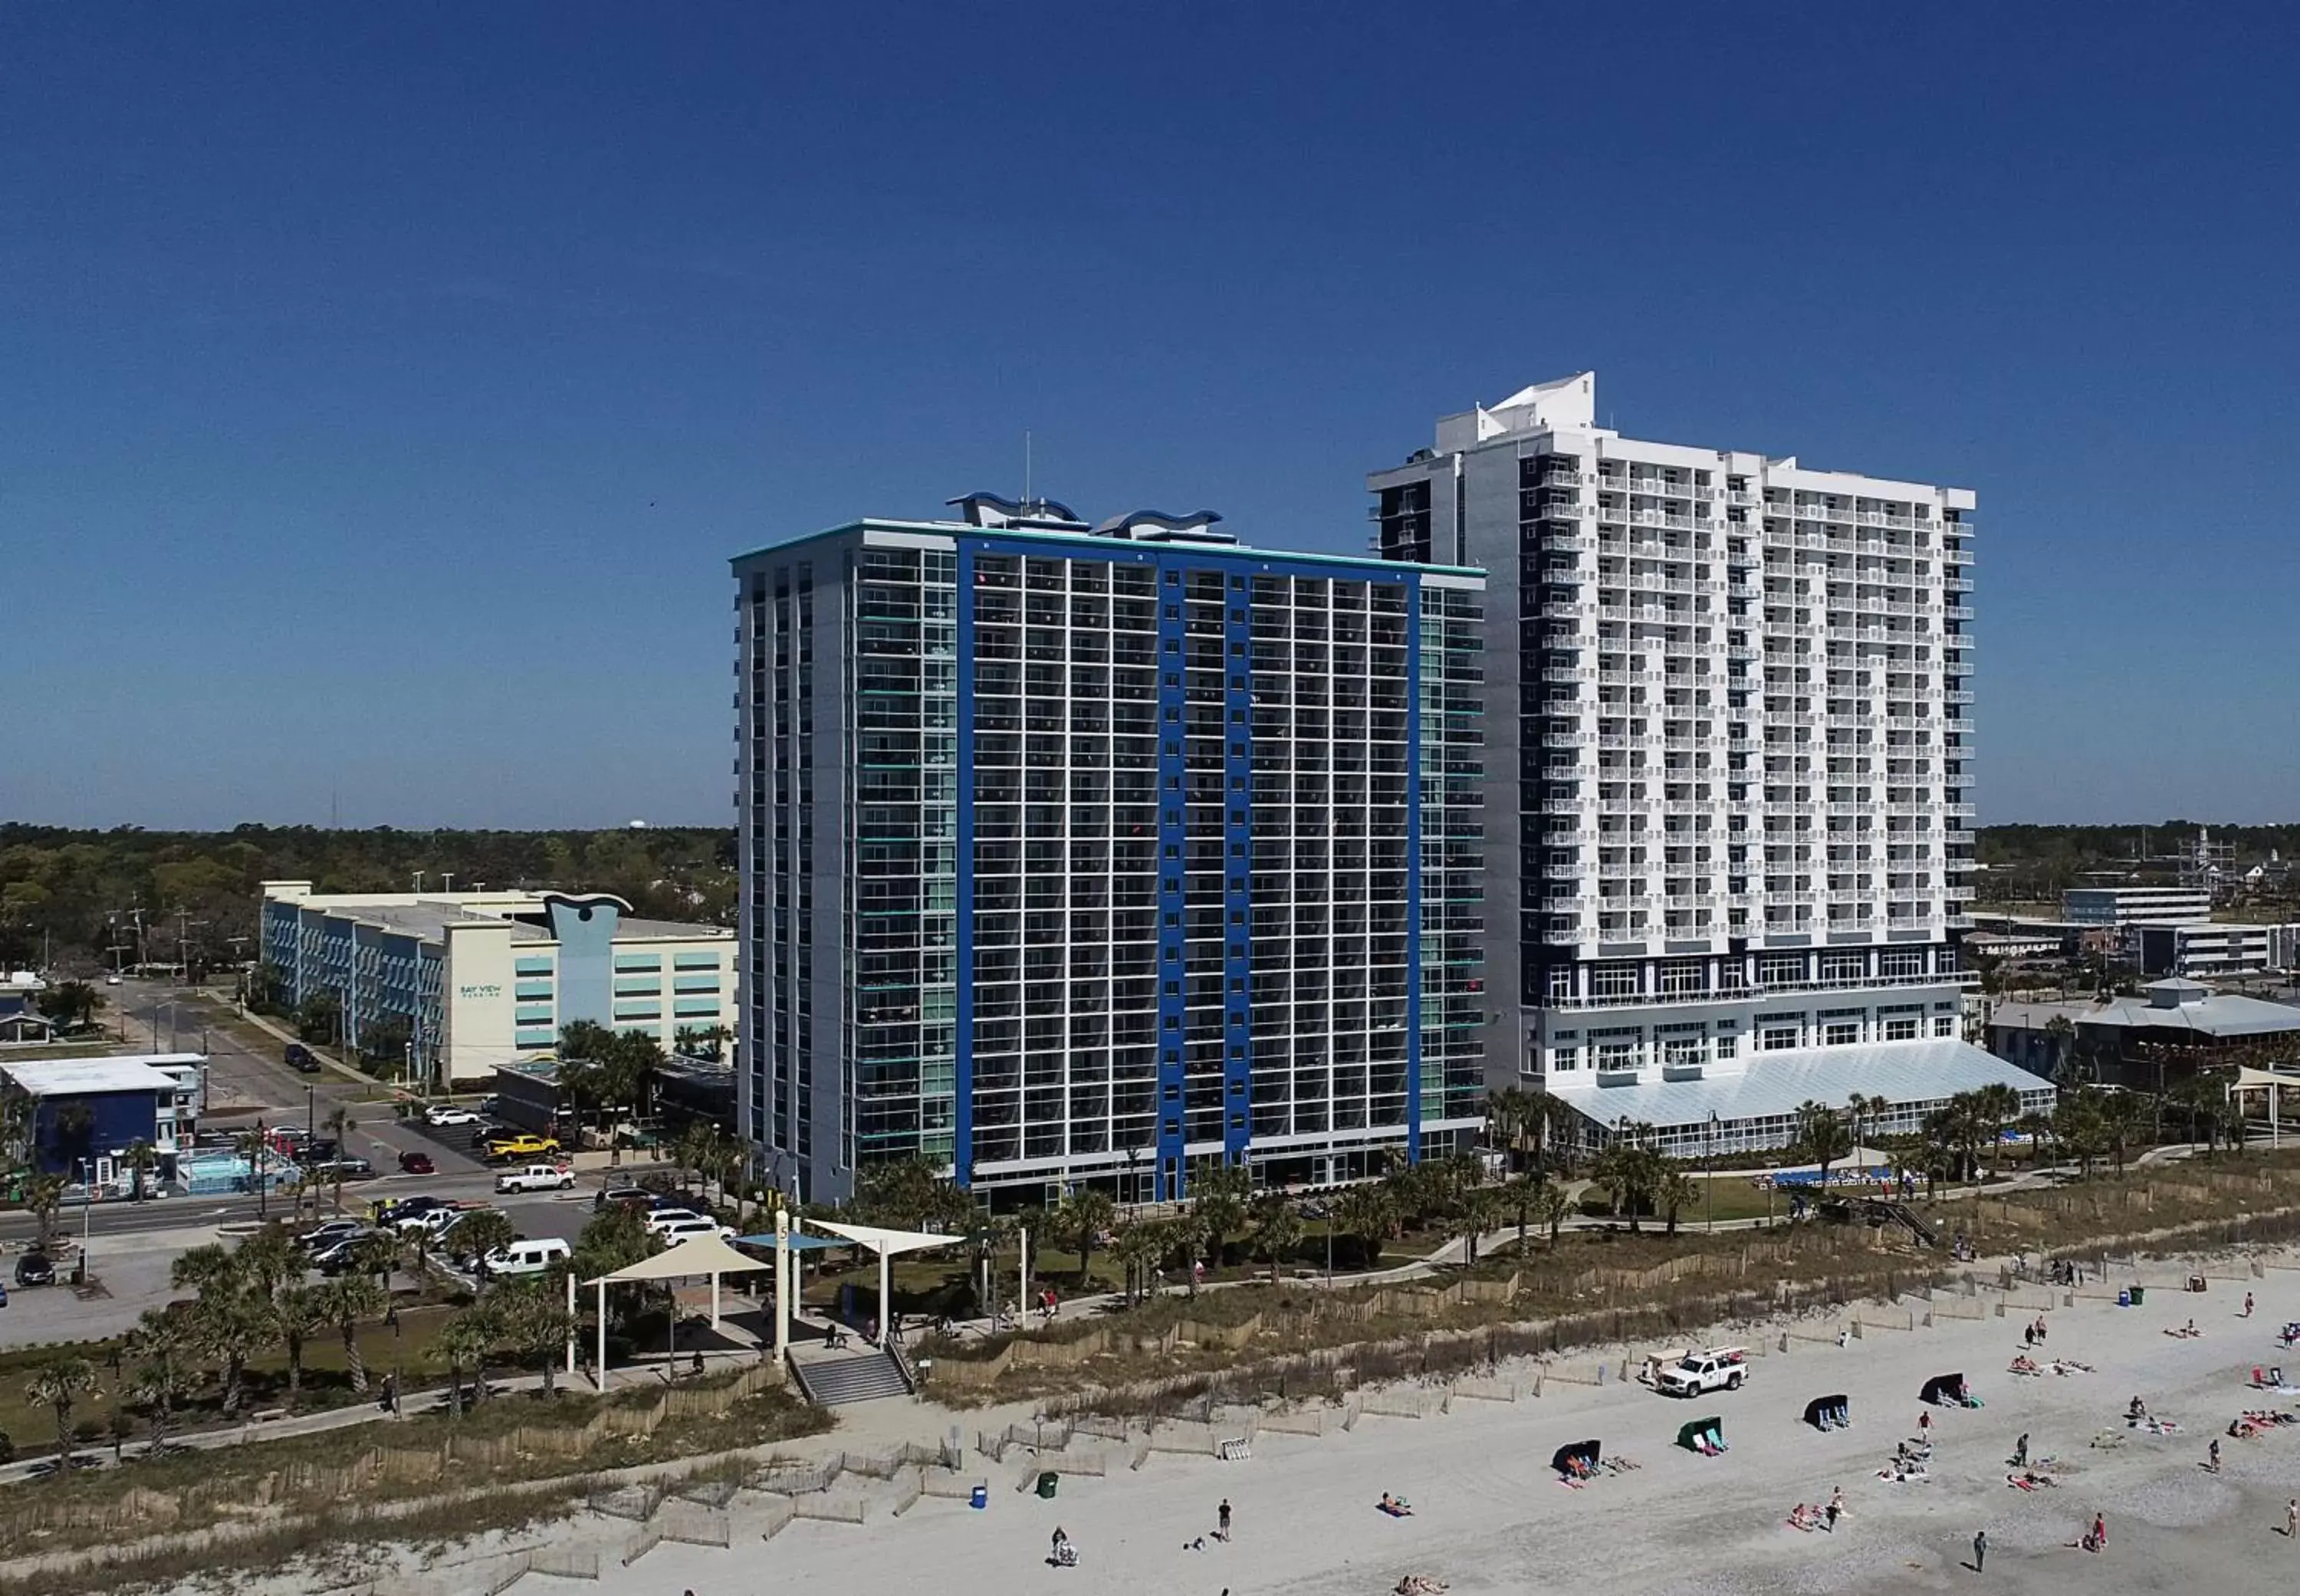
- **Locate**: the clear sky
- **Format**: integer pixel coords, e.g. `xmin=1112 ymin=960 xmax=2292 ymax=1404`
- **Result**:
xmin=4 ymin=3 xmax=2295 ymax=829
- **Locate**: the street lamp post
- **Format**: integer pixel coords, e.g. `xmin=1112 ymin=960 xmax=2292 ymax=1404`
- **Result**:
xmin=1706 ymin=1112 xmax=1718 ymax=1233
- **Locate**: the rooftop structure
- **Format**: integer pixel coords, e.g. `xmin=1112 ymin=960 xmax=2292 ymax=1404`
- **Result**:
xmin=1372 ymin=371 xmax=1987 ymax=1154
xmin=261 ymin=883 xmax=735 ymax=1088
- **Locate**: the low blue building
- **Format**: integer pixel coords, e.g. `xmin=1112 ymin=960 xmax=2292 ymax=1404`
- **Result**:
xmin=0 ymin=1056 xmax=202 ymax=1181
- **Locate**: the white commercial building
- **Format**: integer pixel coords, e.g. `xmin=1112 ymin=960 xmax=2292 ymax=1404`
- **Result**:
xmin=2134 ymin=921 xmax=2300 ymax=980
xmin=2064 ymin=884 xmax=2213 ymax=926
xmin=261 ymin=883 xmax=737 ymax=1087
xmin=1371 ymin=373 xmax=2038 ymax=1154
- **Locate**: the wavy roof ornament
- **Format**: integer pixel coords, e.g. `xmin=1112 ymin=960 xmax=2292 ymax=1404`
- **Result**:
xmin=946 ymin=491 xmax=1088 ymax=531
xmin=1090 ymin=509 xmax=1234 ymax=545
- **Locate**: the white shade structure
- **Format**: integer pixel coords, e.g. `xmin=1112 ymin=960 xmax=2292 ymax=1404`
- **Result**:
xmin=812 ymin=1220 xmax=963 ymax=1350
xmin=582 ymin=1232 xmax=769 ymax=1391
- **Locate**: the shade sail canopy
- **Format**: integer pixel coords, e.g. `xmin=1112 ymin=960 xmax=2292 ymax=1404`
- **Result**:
xmin=812 ymin=1219 xmax=964 ymax=1258
xmin=584 ymin=1231 xmax=767 ymax=1286
xmin=733 ymin=1230 xmax=845 ymax=1251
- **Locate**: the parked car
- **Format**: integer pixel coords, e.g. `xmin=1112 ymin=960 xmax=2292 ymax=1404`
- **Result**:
xmin=294 ymin=1138 xmax=340 ymax=1165
xmin=481 ymin=1237 xmax=572 ymax=1279
xmin=425 ymin=1105 xmax=481 ymax=1128
xmin=15 ymin=1252 xmax=57 ymax=1288
xmin=642 ymin=1207 xmax=706 ymax=1236
xmin=401 ymin=1206 xmax=468 ymax=1240
xmin=594 ymin=1184 xmax=652 ymax=1211
xmin=307 ymin=1156 xmax=374 ymax=1181
xmin=485 ymin=1132 xmax=560 ymax=1161
xmin=370 ymin=1194 xmax=452 ymax=1227
xmin=301 ymin=1233 xmax=368 ymax=1260
xmin=285 ymin=1043 xmax=320 ymax=1073
xmin=396 ymin=1150 xmax=435 ymax=1175
xmin=310 ymin=1237 xmax=375 ymax=1275
xmin=496 ymin=1164 xmax=575 ymax=1194
xmin=652 ymin=1217 xmax=734 ymax=1246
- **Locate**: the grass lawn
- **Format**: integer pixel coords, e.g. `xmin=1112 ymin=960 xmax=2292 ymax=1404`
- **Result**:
xmin=0 ymin=1295 xmax=592 ymax=1459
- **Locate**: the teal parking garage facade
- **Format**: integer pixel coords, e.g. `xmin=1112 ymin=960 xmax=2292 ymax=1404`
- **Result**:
xmin=734 ymin=499 xmax=1487 ymax=1206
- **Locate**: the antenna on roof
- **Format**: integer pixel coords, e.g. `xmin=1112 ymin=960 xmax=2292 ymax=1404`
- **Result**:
xmin=1024 ymin=429 xmax=1033 ymax=509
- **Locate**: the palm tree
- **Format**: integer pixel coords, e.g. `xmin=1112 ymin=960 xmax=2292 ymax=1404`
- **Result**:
xmin=1055 ymin=1187 xmax=1117 ymax=1289
xmin=268 ymin=1284 xmax=326 ymax=1402
xmin=2052 ymin=1086 xmax=2108 ymax=1181
xmin=24 ymin=1172 xmax=65 ymax=1250
xmin=1794 ymin=1102 xmax=1853 ymax=1196
xmin=1502 ymin=1171 xmax=1543 ymax=1246
xmin=123 ymin=1312 xmax=196 ymax=1454
xmin=1530 ymin=1178 xmax=1572 ymax=1247
xmin=1169 ymin=1207 xmax=1211 ymax=1297
xmin=314 ymin=1271 xmax=386 ymax=1395
xmin=24 ymin=1358 xmax=100 ymax=1475
xmin=1334 ymin=1183 xmax=1395 ymax=1269
xmin=1247 ymin=1193 xmax=1303 ymax=1284
xmin=1976 ymin=1083 xmax=2022 ymax=1171
xmin=322 ymin=1105 xmax=358 ymax=1213
xmin=1112 ymin=1217 xmax=1167 ymax=1304
xmin=1483 ymin=1086 xmax=1541 ymax=1172
xmin=434 ymin=1305 xmax=498 ymax=1418
xmin=0 ymin=1091 xmax=33 ymax=1183
xmin=1656 ymin=1166 xmax=1700 ymax=1237
xmin=192 ymin=1287 xmax=268 ymax=1417
xmin=121 ymin=1138 xmax=158 ymax=1203
xmin=2098 ymin=1091 xmax=2149 ymax=1178
xmin=38 ymin=980 xmax=102 ymax=1034
xmin=1191 ymin=1164 xmax=1252 ymax=1273
xmin=496 ymin=1283 xmax=577 ymax=1397
xmin=447 ymin=1209 xmax=519 ymax=1289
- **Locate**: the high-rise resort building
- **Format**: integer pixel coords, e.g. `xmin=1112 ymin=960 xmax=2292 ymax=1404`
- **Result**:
xmin=732 ymin=494 xmax=1487 ymax=1205
xmin=1370 ymin=373 xmax=2049 ymax=1158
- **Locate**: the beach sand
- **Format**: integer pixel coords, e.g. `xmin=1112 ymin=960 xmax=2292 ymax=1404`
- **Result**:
xmin=617 ymin=1273 xmax=2300 ymax=1596
xmin=152 ymin=1266 xmax=2300 ymax=1596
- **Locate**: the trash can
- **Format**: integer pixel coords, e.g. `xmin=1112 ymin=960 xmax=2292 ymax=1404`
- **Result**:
xmin=970 ymin=1484 xmax=988 ymax=1509
xmin=2130 ymin=1285 xmax=2146 ymax=1305
xmin=2118 ymin=1289 xmax=2131 ymax=1308
xmin=1037 ymin=1472 xmax=1059 ymax=1499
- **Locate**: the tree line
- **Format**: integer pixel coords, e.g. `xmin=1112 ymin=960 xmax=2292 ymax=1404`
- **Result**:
xmin=0 ymin=824 xmax=736 ymax=977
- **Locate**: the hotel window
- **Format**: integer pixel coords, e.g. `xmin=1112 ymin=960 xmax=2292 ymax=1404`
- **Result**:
xmin=1879 ymin=948 xmax=1927 ymax=978
xmin=1549 ymin=1046 xmax=1579 ymax=1074
xmin=1659 ymin=961 xmax=1706 ymax=996
xmin=1660 ymin=1033 xmax=1704 ymax=1067
xmin=1760 ymin=1023 xmax=1800 ymax=1051
xmin=1882 ymin=1016 xmax=1920 ymax=1041
xmin=1823 ymin=1021 xmax=1859 ymax=1046
xmin=1590 ymin=963 xmax=1641 ymax=1000
xmin=1715 ymin=1034 xmax=1739 ymax=1060
xmin=1758 ymin=953 xmax=1805 ymax=985
xmin=1819 ymin=951 xmax=1865 ymax=982
xmin=1932 ymin=1015 xmax=1956 ymax=1037
xmin=1546 ymin=965 xmax=1576 ymax=1001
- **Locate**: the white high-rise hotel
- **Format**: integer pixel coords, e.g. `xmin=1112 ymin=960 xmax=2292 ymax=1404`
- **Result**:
xmin=1372 ymin=373 xmax=2049 ymax=1155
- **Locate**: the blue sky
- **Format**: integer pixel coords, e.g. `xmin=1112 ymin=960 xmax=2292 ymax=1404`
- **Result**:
xmin=3 ymin=3 xmax=2295 ymax=829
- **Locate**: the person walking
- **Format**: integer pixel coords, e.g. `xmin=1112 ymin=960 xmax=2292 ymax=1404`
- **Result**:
xmin=2210 ymin=1437 xmax=2222 ymax=1473
xmin=2246 ymin=1291 xmax=2256 ymax=1319
xmin=1973 ymin=1528 xmax=1988 ymax=1574
xmin=1218 ymin=1497 xmax=1232 ymax=1539
xmin=2285 ymin=1497 xmax=2297 ymax=1539
xmin=2091 ymin=1512 xmax=2107 ymax=1552
xmin=1825 ymin=1489 xmax=1842 ymax=1532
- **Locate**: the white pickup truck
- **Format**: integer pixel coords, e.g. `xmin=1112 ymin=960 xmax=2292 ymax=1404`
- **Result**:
xmin=495 ymin=1163 xmax=575 ymax=1194
xmin=1657 ymin=1345 xmax=1750 ymax=1397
